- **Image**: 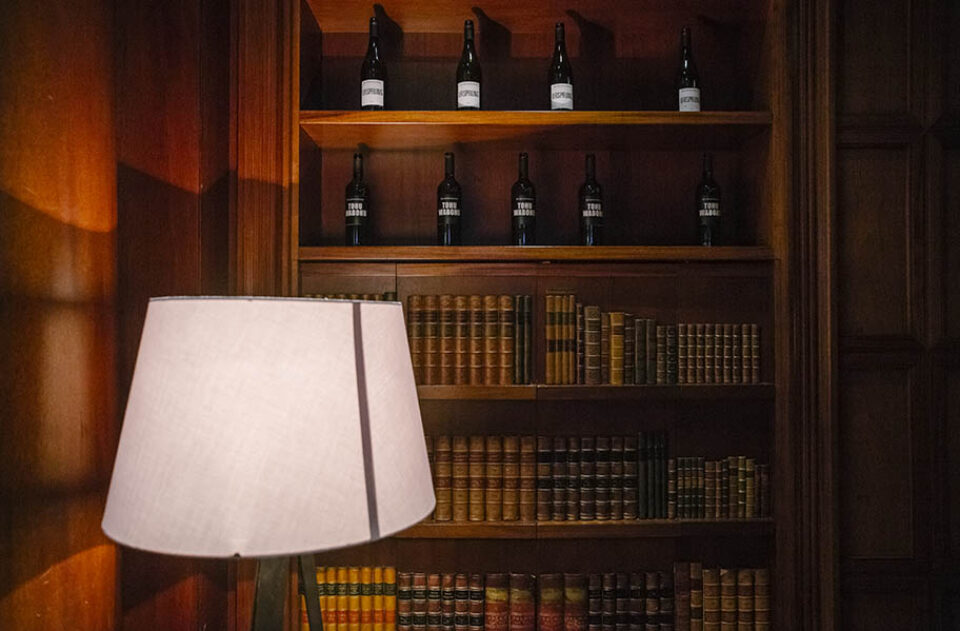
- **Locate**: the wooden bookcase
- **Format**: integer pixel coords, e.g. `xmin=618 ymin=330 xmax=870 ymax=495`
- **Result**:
xmin=286 ymin=0 xmax=793 ymax=627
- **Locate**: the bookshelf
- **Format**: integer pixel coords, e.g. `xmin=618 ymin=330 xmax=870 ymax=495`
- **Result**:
xmin=284 ymin=0 xmax=792 ymax=627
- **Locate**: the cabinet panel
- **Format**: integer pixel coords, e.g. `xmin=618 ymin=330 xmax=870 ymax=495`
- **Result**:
xmin=837 ymin=148 xmax=912 ymax=337
xmin=839 ymin=367 xmax=914 ymax=559
xmin=842 ymin=587 xmax=930 ymax=630
xmin=948 ymin=369 xmax=960 ymax=557
xmin=945 ymin=150 xmax=960 ymax=341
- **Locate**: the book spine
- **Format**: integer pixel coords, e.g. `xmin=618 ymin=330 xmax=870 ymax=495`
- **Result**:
xmin=564 ymin=574 xmax=589 ymax=631
xmin=689 ymin=564 xmax=702 ymax=631
xmin=552 ymin=436 xmax=568 ymax=520
xmin=736 ymin=570 xmax=753 ymax=631
xmin=624 ymin=316 xmax=636 ymax=385
xmin=684 ymin=325 xmax=695 ymax=385
xmin=694 ymin=324 xmax=704 ymax=385
xmin=435 ymin=435 xmax=453 ymax=521
xmin=594 ymin=436 xmax=611 ymax=520
xmin=643 ymin=572 xmax=659 ymax=631
xmin=703 ymin=324 xmax=714 ymax=385
xmin=523 ymin=295 xmax=533 ymax=384
xmin=585 ymin=306 xmax=602 ymax=385
xmin=426 ymin=436 xmax=435 ymax=519
xmin=483 ymin=295 xmax=500 ymax=386
xmin=566 ymin=295 xmax=576 ymax=385
xmin=468 ymin=435 xmax=486 ymax=521
xmin=424 ymin=296 xmax=440 ymax=385
xmin=539 ymin=574 xmax=565 ymax=631
xmin=408 ymin=295 xmax=424 ymax=384
xmin=537 ymin=436 xmax=553 ymax=521
xmin=545 ymin=295 xmax=556 ymax=385
xmin=469 ymin=575 xmax=484 ymax=631
xmin=744 ymin=458 xmax=756 ymax=519
xmin=667 ymin=458 xmax=677 ymax=520
xmin=469 ymin=296 xmax=484 ymax=385
xmin=726 ymin=457 xmax=738 ymax=520
xmin=737 ymin=456 xmax=746 ymax=519
xmin=454 ymin=574 xmax=470 ymax=631
xmin=629 ymin=573 xmax=646 ymax=631
xmin=440 ymin=295 xmax=455 ymax=385
xmin=567 ymin=436 xmax=581 ymax=520
xmin=704 ymin=460 xmax=716 ymax=521
xmin=398 ymin=572 xmax=412 ymax=631
xmin=513 ymin=296 xmax=523 ymax=385
xmin=674 ymin=562 xmax=690 ymax=631
xmin=615 ymin=574 xmax=630 ymax=631
xmin=442 ymin=574 xmax=456 ymax=631
xmin=428 ymin=573 xmax=442 ymax=631
xmin=502 ymin=435 xmax=521 ymax=521
xmin=638 ymin=433 xmax=648 ymax=519
xmin=577 ymin=303 xmax=585 ymax=384
xmin=579 ymin=436 xmax=596 ymax=520
xmin=588 ymin=574 xmax=602 ymax=631
xmin=677 ymin=324 xmax=687 ymax=385
xmin=731 ymin=325 xmax=742 ymax=385
xmin=718 ymin=570 xmax=735 ymax=631
xmin=622 ymin=435 xmax=638 ymax=520
xmin=701 ymin=569 xmax=718 ymax=631
xmin=635 ymin=318 xmax=647 ymax=386
xmin=658 ymin=571 xmax=674 ymax=631
xmin=753 ymin=569 xmax=769 ymax=631
xmin=485 ymin=435 xmax=503 ymax=521
xmin=655 ymin=326 xmax=667 ymax=385
xmin=484 ymin=574 xmax=508 ymax=631
xmin=509 ymin=574 xmax=535 ymax=631
xmin=518 ymin=435 xmax=536 ymax=521
xmin=750 ymin=324 xmax=760 ymax=384
xmin=610 ymin=312 xmax=625 ymax=385
xmin=452 ymin=436 xmax=469 ymax=522
xmin=455 ymin=296 xmax=469 ymax=385
xmin=376 ymin=567 xmax=389 ymax=631
xmin=666 ymin=325 xmax=677 ymax=385
xmin=759 ymin=464 xmax=770 ymax=518
xmin=739 ymin=323 xmax=751 ymax=385
xmin=601 ymin=312 xmax=611 ymax=384
xmin=609 ymin=436 xmax=624 ymax=520
xmin=656 ymin=433 xmax=666 ymax=519
xmin=499 ymin=295 xmax=515 ymax=386
xmin=712 ymin=326 xmax=722 ymax=385
xmin=601 ymin=574 xmax=616 ymax=631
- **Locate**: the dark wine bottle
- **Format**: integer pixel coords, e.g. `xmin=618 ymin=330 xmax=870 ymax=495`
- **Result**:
xmin=677 ymin=26 xmax=701 ymax=112
xmin=437 ymin=152 xmax=462 ymax=246
xmin=549 ymin=22 xmax=573 ymax=110
xmin=511 ymin=152 xmax=536 ymax=245
xmin=579 ymin=154 xmax=603 ymax=246
xmin=345 ymin=153 xmax=370 ymax=246
xmin=361 ymin=17 xmax=385 ymax=110
xmin=456 ymin=20 xmax=481 ymax=110
xmin=696 ymin=153 xmax=721 ymax=246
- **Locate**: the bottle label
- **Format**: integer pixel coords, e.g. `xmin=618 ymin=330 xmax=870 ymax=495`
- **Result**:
xmin=679 ymin=87 xmax=701 ymax=112
xmin=346 ymin=196 xmax=368 ymax=223
xmin=457 ymin=81 xmax=481 ymax=109
xmin=438 ymin=196 xmax=461 ymax=217
xmin=513 ymin=197 xmax=535 ymax=217
xmin=698 ymin=198 xmax=720 ymax=217
xmin=362 ymin=79 xmax=384 ymax=107
xmin=550 ymin=83 xmax=574 ymax=110
xmin=581 ymin=197 xmax=603 ymax=218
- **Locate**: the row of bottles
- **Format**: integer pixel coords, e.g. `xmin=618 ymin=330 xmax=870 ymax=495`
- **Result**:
xmin=360 ymin=19 xmax=699 ymax=112
xmin=344 ymin=153 xmax=722 ymax=247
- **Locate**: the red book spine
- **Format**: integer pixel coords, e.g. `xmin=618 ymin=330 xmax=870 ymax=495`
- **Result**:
xmin=509 ymin=574 xmax=535 ymax=631
xmin=564 ymin=574 xmax=588 ymax=631
xmin=484 ymin=574 xmax=509 ymax=631
xmin=538 ymin=574 xmax=564 ymax=631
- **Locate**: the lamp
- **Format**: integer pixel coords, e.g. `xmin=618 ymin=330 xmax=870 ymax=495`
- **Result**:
xmin=102 ymin=297 xmax=435 ymax=631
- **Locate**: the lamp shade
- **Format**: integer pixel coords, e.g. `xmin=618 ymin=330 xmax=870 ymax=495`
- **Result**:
xmin=102 ymin=297 xmax=435 ymax=558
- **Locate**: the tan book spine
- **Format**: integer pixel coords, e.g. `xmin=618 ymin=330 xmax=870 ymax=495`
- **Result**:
xmin=576 ymin=303 xmax=585 ymax=384
xmin=689 ymin=562 xmax=703 ymax=631
xmin=677 ymin=323 xmax=687 ymax=385
xmin=645 ymin=319 xmax=656 ymax=386
xmin=523 ymin=295 xmax=533 ymax=385
xmin=349 ymin=567 xmax=361 ymax=631
xmin=537 ymin=436 xmax=553 ymax=521
xmin=655 ymin=325 xmax=667 ymax=385
xmin=502 ymin=435 xmax=520 ymax=521
xmin=705 ymin=460 xmax=716 ymax=521
xmin=585 ymin=306 xmax=602 ymax=385
xmin=694 ymin=324 xmax=705 ymax=384
xmin=434 ymin=435 xmax=453 ymax=521
xmin=454 ymin=296 xmax=469 ymax=385
xmin=514 ymin=296 xmax=524 ymax=385
xmin=485 ymin=435 xmax=503 ymax=521
xmin=408 ymin=295 xmax=424 ymax=384
xmin=440 ymin=295 xmax=455 ymax=385
xmin=374 ymin=567 xmax=386 ymax=631
xmin=674 ymin=562 xmax=691 ymax=631
xmin=667 ymin=458 xmax=677 ymax=520
xmin=424 ymin=296 xmax=439 ymax=385
xmin=750 ymin=324 xmax=760 ymax=384
xmin=362 ymin=567 xmax=374 ymax=631
xmin=704 ymin=323 xmax=715 ymax=385
xmin=601 ymin=312 xmax=610 ymax=384
xmin=731 ymin=325 xmax=742 ymax=385
xmin=518 ymin=435 xmax=536 ymax=521
xmin=737 ymin=456 xmax=747 ymax=519
xmin=736 ymin=570 xmax=753 ymax=631
xmin=469 ymin=295 xmax=484 ymax=385
xmin=719 ymin=569 xmax=736 ymax=631
xmin=752 ymin=569 xmax=769 ymax=629
xmin=713 ymin=327 xmax=723 ymax=384
xmin=722 ymin=324 xmax=732 ymax=384
xmin=452 ymin=436 xmax=469 ymax=522
xmin=545 ymin=295 xmax=556 ymax=385
xmin=552 ymin=436 xmax=568 ymax=521
xmin=468 ymin=435 xmax=485 ymax=521
xmin=744 ymin=458 xmax=756 ymax=519
xmin=499 ymin=295 xmax=515 ymax=386
xmin=740 ymin=323 xmax=751 ymax=385
xmin=483 ymin=295 xmax=500 ymax=386
xmin=701 ymin=568 xmax=719 ymax=631
xmin=727 ymin=456 xmax=738 ymax=519
xmin=566 ymin=295 xmax=576 ymax=385
xmin=610 ymin=312 xmax=625 ymax=385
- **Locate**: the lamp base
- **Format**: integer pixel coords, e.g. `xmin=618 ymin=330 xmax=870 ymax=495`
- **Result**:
xmin=252 ymin=555 xmax=323 ymax=631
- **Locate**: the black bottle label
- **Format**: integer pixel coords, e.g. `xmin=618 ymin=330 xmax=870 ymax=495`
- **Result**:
xmin=512 ymin=196 xmax=535 ymax=217
xmin=438 ymin=196 xmax=461 ymax=217
xmin=581 ymin=196 xmax=603 ymax=218
xmin=698 ymin=196 xmax=720 ymax=217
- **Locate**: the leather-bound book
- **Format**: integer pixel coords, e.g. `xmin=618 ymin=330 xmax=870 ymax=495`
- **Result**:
xmin=566 ymin=295 xmax=576 ymax=384
xmin=629 ymin=573 xmax=646 ymax=631
xmin=499 ymin=295 xmax=516 ymax=385
xmin=750 ymin=324 xmax=760 ymax=384
xmin=588 ymin=574 xmax=602 ymax=631
xmin=509 ymin=574 xmax=535 ymax=631
xmin=452 ymin=436 xmax=469 ymax=522
xmin=601 ymin=573 xmax=616 ymax=631
xmin=502 ymin=435 xmax=521 ymax=521
xmin=483 ymin=295 xmax=500 ymax=386
xmin=645 ymin=320 xmax=656 ymax=385
xmin=609 ymin=312 xmax=625 ymax=385
xmin=585 ymin=306 xmax=602 ymax=385
xmin=564 ymin=574 xmax=589 ymax=631
xmin=689 ymin=564 xmax=702 ymax=631
xmin=398 ymin=572 xmax=413 ymax=631
xmin=666 ymin=325 xmax=677 ymax=385
xmin=615 ymin=573 xmax=630 ymax=631
xmin=566 ymin=436 xmax=581 ymax=521
xmin=428 ymin=573 xmax=443 ymax=631
xmin=718 ymin=570 xmax=736 ymax=631
xmin=658 ymin=571 xmax=674 ymax=631
xmin=442 ymin=574 xmax=456 ymax=631
xmin=537 ymin=436 xmax=554 ymax=521
xmin=609 ymin=436 xmax=624 ymax=519
xmin=485 ymin=435 xmax=503 ymax=521
xmin=454 ymin=296 xmax=470 ymax=385
xmin=735 ymin=570 xmax=753 ymax=631
xmin=424 ymin=295 xmax=439 ymax=385
xmin=655 ymin=325 xmax=667 ymax=385
xmin=704 ymin=461 xmax=716 ymax=521
xmin=523 ymin=296 xmax=533 ymax=384
xmin=579 ymin=436 xmax=596 ymax=520
xmin=622 ymin=435 xmax=638 ymax=520
xmin=469 ymin=295 xmax=484 ymax=385
xmin=752 ymin=569 xmax=769 ymax=631
xmin=673 ymin=563 xmax=690 ymax=631
xmin=412 ymin=572 xmax=427 ymax=631
xmin=677 ymin=323 xmax=687 ymax=385
xmin=740 ymin=323 xmax=751 ymax=384
xmin=538 ymin=574 xmax=564 ymax=631
xmin=594 ymin=436 xmax=611 ymax=520
xmin=469 ymin=575 xmax=484 ymax=631
xmin=703 ymin=324 xmax=714 ymax=385
xmin=701 ymin=569 xmax=719 ymax=631
xmin=440 ymin=294 xmax=456 ymax=385
xmin=545 ymin=295 xmax=557 ymax=385
xmin=552 ymin=436 xmax=568 ymax=520
xmin=667 ymin=458 xmax=677 ymax=520
xmin=513 ymin=296 xmax=524 ymax=384
xmin=638 ymin=433 xmax=649 ymax=519
xmin=655 ymin=433 xmax=667 ymax=519
xmin=730 ymin=325 xmax=742 ymax=385
xmin=518 ymin=435 xmax=536 ymax=521
xmin=643 ymin=572 xmax=659 ymax=631
xmin=434 ymin=435 xmax=453 ymax=522
xmin=601 ymin=312 xmax=610 ymax=384
xmin=744 ymin=459 xmax=756 ymax=519
xmin=635 ymin=318 xmax=647 ymax=386
xmin=576 ymin=303 xmax=585 ymax=384
xmin=624 ymin=315 xmax=636 ymax=385
xmin=468 ymin=435 xmax=486 ymax=521
xmin=408 ymin=295 xmax=424 ymax=383
xmin=454 ymin=574 xmax=470 ymax=631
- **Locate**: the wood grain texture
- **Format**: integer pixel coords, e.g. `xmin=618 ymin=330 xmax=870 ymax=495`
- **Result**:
xmin=0 ymin=0 xmax=118 ymax=629
xmin=300 ymin=246 xmax=775 ymax=262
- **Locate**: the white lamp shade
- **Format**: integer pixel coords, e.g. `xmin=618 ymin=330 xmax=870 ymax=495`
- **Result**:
xmin=102 ymin=297 xmax=435 ymax=558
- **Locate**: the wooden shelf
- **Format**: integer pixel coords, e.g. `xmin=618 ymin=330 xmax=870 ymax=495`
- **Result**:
xmin=396 ymin=519 xmax=774 ymax=539
xmin=300 ymin=245 xmax=775 ymax=263
xmin=417 ymin=384 xmax=774 ymax=401
xmin=299 ymin=110 xmax=772 ymax=150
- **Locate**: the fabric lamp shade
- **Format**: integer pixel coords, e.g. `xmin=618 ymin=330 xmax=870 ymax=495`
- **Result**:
xmin=102 ymin=296 xmax=435 ymax=558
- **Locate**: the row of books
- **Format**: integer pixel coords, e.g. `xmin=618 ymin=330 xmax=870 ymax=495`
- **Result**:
xmin=545 ymin=295 xmax=761 ymax=386
xmin=301 ymin=566 xmax=398 ymax=631
xmin=424 ymin=433 xmax=770 ymax=522
xmin=407 ymin=294 xmax=534 ymax=386
xmin=306 ymin=292 xmax=398 ymax=301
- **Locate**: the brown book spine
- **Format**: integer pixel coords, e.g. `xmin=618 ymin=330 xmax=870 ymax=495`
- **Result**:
xmin=499 ymin=295 xmax=516 ymax=386
xmin=552 ymin=436 xmax=568 ymax=520
xmin=469 ymin=296 xmax=484 ymax=385
xmin=744 ymin=458 xmax=756 ymax=519
xmin=666 ymin=325 xmax=678 ymax=385
xmin=408 ymin=295 xmax=424 ymax=384
xmin=689 ymin=564 xmax=702 ymax=631
xmin=684 ymin=325 xmax=695 ymax=385
xmin=740 ymin=323 xmax=751 ymax=385
xmin=635 ymin=318 xmax=647 ymax=386
xmin=595 ymin=436 xmax=611 ymax=520
xmin=453 ymin=574 xmax=469 ymax=631
xmin=424 ymin=296 xmax=439 ymax=385
xmin=579 ymin=436 xmax=596 ymax=520
xmin=442 ymin=574 xmax=456 ymax=631
xmin=752 ymin=570 xmax=769 ymax=630
xmin=704 ymin=460 xmax=716 ymax=521
xmin=519 ymin=435 xmax=536 ymax=521
xmin=601 ymin=574 xmax=616 ymax=631
xmin=737 ymin=456 xmax=746 ymax=519
xmin=440 ymin=295 xmax=456 ymax=385
xmin=703 ymin=324 xmax=714 ymax=385
xmin=502 ymin=435 xmax=521 ymax=521
xmin=712 ymin=327 xmax=722 ymax=385
xmin=565 ymin=295 xmax=576 ymax=385
xmin=452 ymin=436 xmax=469 ymax=522
xmin=454 ymin=296 xmax=469 ymax=385
xmin=485 ymin=435 xmax=503 ymax=521
xmin=485 ymin=574 xmax=509 ymax=631
xmin=523 ymin=296 xmax=533 ymax=385
xmin=622 ymin=435 xmax=638 ymax=520
xmin=736 ymin=570 xmax=753 ymax=631
xmin=509 ymin=574 xmax=535 ymax=631
xmin=428 ymin=573 xmax=443 ymax=631
xmin=643 ymin=572 xmax=659 ymax=631
xmin=610 ymin=312 xmax=625 ymax=385
xmin=587 ymin=574 xmax=601 ymax=631
xmin=545 ymin=295 xmax=557 ymax=385
xmin=616 ymin=572 xmax=630 ymax=631
xmin=629 ymin=573 xmax=645 ymax=631
xmin=411 ymin=572 xmax=426 ymax=631
xmin=750 ymin=324 xmax=760 ymax=384
xmin=601 ymin=312 xmax=610 ymax=384
xmin=655 ymin=325 xmax=667 ymax=385
xmin=727 ymin=457 xmax=738 ymax=519
xmin=623 ymin=314 xmax=635 ymax=385
xmin=468 ymin=435 xmax=486 ymax=521
xmin=731 ymin=325 xmax=742 ymax=385
xmin=564 ymin=574 xmax=589 ymax=631
xmin=566 ymin=436 xmax=581 ymax=520
xmin=469 ymin=575 xmax=484 ymax=631
xmin=484 ymin=295 xmax=500 ymax=386
xmin=538 ymin=574 xmax=564 ymax=631
xmin=720 ymin=325 xmax=731 ymax=384
xmin=701 ymin=569 xmax=718 ymax=631
xmin=718 ymin=570 xmax=736 ymax=631
xmin=434 ymin=435 xmax=453 ymax=521
xmin=609 ymin=436 xmax=624 ymax=520
xmin=397 ymin=572 xmax=412 ymax=631
xmin=658 ymin=571 xmax=674 ymax=631
xmin=576 ymin=303 xmax=585 ymax=384
xmin=698 ymin=458 xmax=706 ymax=519
xmin=674 ymin=563 xmax=690 ymax=631
xmin=537 ymin=436 xmax=553 ymax=521
xmin=694 ymin=324 xmax=705 ymax=385
xmin=677 ymin=323 xmax=687 ymax=385
xmin=514 ymin=296 xmax=524 ymax=385
xmin=667 ymin=458 xmax=677 ymax=520
xmin=585 ymin=306 xmax=602 ymax=385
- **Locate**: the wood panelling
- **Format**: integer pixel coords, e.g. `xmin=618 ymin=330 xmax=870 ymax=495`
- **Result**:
xmin=837 ymin=147 xmax=913 ymax=337
xmin=839 ymin=367 xmax=915 ymax=559
xmin=0 ymin=0 xmax=117 ymax=628
xmin=838 ymin=0 xmax=911 ymax=118
xmin=841 ymin=585 xmax=930 ymax=630
xmin=945 ymin=149 xmax=960 ymax=340
xmin=947 ymin=369 xmax=960 ymax=557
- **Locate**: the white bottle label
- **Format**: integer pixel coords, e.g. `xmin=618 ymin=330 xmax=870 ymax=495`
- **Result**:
xmin=513 ymin=197 xmax=536 ymax=217
xmin=361 ymin=79 xmax=384 ymax=108
xmin=438 ymin=197 xmax=461 ymax=217
xmin=699 ymin=198 xmax=720 ymax=217
xmin=550 ymin=83 xmax=574 ymax=110
xmin=581 ymin=198 xmax=603 ymax=218
xmin=679 ymin=87 xmax=701 ymax=112
xmin=346 ymin=197 xmax=368 ymax=218
xmin=457 ymin=81 xmax=481 ymax=109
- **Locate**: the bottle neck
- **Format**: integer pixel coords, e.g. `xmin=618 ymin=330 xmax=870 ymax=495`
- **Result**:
xmin=585 ymin=155 xmax=596 ymax=181
xmin=702 ymin=155 xmax=713 ymax=179
xmin=353 ymin=155 xmax=363 ymax=180
xmin=555 ymin=24 xmax=565 ymax=48
xmin=464 ymin=22 xmax=474 ymax=45
xmin=368 ymin=19 xmax=380 ymax=52
xmin=444 ymin=154 xmax=455 ymax=178
xmin=518 ymin=154 xmax=528 ymax=179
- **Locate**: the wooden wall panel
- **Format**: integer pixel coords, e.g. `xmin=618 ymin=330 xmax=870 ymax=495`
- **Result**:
xmin=837 ymin=147 xmax=913 ymax=337
xmin=0 ymin=0 xmax=118 ymax=629
xmin=947 ymin=369 xmax=960 ymax=558
xmin=842 ymin=586 xmax=930 ymax=630
xmin=944 ymin=150 xmax=960 ymax=340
